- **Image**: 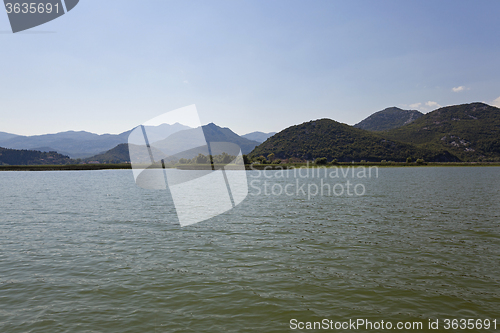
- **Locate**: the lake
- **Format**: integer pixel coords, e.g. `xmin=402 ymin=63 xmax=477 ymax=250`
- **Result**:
xmin=0 ymin=167 xmax=499 ymax=332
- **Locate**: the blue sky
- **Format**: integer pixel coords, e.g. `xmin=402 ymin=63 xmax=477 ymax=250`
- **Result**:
xmin=1 ymin=0 xmax=499 ymax=136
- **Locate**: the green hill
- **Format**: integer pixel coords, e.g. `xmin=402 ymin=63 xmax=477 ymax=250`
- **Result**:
xmin=250 ymin=119 xmax=458 ymax=162
xmin=87 ymin=143 xmax=168 ymax=164
xmin=354 ymin=107 xmax=423 ymax=131
xmin=0 ymin=147 xmax=71 ymax=165
xmin=383 ymin=103 xmax=500 ymax=161
xmin=85 ymin=143 xmax=130 ymax=163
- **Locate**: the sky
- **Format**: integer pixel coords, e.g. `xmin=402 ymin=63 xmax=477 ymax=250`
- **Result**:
xmin=1 ymin=0 xmax=500 ymax=136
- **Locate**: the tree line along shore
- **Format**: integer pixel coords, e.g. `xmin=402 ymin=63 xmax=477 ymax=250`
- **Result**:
xmin=1 ymin=161 xmax=500 ymax=171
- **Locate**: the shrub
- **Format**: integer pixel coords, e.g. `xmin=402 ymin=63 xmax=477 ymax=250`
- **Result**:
xmin=214 ymin=152 xmax=233 ymax=164
xmin=315 ymin=157 xmax=328 ymax=165
xmin=406 ymin=157 xmax=413 ymax=163
xmin=195 ymin=154 xmax=209 ymax=164
xmin=416 ymin=158 xmax=425 ymax=165
xmin=255 ymin=156 xmax=266 ymax=164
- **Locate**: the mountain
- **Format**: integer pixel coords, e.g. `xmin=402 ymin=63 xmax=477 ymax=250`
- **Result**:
xmin=0 ymin=130 xmax=130 ymax=158
xmin=241 ymin=131 xmax=277 ymax=143
xmin=88 ymin=123 xmax=260 ymax=163
xmin=383 ymin=102 xmax=500 ymax=161
xmin=85 ymin=143 xmax=131 ymax=163
xmin=151 ymin=123 xmax=260 ymax=156
xmin=0 ymin=147 xmax=71 ymax=165
xmin=354 ymin=107 xmax=423 ymax=131
xmin=0 ymin=123 xmax=191 ymax=159
xmin=0 ymin=132 xmax=20 ymax=141
xmin=0 ymin=123 xmax=256 ymax=164
xmin=31 ymin=146 xmax=72 ymax=156
xmin=140 ymin=123 xmax=192 ymax=143
xmin=250 ymin=118 xmax=458 ymax=162
xmin=202 ymin=123 xmax=260 ymax=154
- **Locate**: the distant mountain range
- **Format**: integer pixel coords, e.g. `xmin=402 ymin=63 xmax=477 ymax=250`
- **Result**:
xmin=140 ymin=123 xmax=192 ymax=143
xmin=0 ymin=130 xmax=131 ymax=158
xmin=2 ymin=102 xmax=499 ymax=165
xmin=152 ymin=123 xmax=259 ymax=155
xmin=86 ymin=123 xmax=260 ymax=164
xmin=250 ymin=102 xmax=500 ymax=162
xmin=241 ymin=131 xmax=276 ymax=143
xmin=0 ymin=132 xmax=20 ymax=141
xmin=354 ymin=107 xmax=423 ymax=131
xmin=0 ymin=123 xmax=259 ymax=160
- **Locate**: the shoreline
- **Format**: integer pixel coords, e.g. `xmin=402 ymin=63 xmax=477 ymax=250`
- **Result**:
xmin=0 ymin=164 xmax=132 ymax=171
xmin=1 ymin=162 xmax=500 ymax=171
xmin=247 ymin=162 xmax=500 ymax=170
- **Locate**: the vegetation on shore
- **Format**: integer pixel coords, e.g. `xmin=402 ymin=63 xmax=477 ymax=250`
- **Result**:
xmin=0 ymin=147 xmax=71 ymax=166
xmin=246 ymin=161 xmax=500 ymax=169
xmin=1 ymin=160 xmax=499 ymax=171
xmin=0 ymin=163 xmax=132 ymax=171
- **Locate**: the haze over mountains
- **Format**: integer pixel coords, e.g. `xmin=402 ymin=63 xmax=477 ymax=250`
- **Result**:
xmin=0 ymin=132 xmax=20 ymax=142
xmin=0 ymin=123 xmax=260 ymax=159
xmin=92 ymin=123 xmax=261 ymax=164
xmin=241 ymin=131 xmax=277 ymax=143
xmin=0 ymin=130 xmax=131 ymax=158
xmin=154 ymin=123 xmax=259 ymax=156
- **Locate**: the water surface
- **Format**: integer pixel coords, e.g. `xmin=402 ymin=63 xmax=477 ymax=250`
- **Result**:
xmin=0 ymin=167 xmax=499 ymax=332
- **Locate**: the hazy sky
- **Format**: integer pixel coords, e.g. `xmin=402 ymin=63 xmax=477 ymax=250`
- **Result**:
xmin=1 ymin=0 xmax=500 ymax=136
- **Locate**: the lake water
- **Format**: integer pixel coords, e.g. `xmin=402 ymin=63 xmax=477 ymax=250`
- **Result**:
xmin=0 ymin=167 xmax=499 ymax=332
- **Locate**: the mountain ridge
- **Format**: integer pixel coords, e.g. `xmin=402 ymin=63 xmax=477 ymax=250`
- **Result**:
xmin=241 ymin=131 xmax=277 ymax=143
xmin=383 ymin=102 xmax=500 ymax=161
xmin=0 ymin=122 xmax=258 ymax=159
xmin=0 ymin=130 xmax=131 ymax=158
xmin=86 ymin=123 xmax=260 ymax=163
xmin=2 ymin=102 xmax=500 ymax=164
xmin=250 ymin=118 xmax=458 ymax=162
xmin=354 ymin=107 xmax=423 ymax=131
